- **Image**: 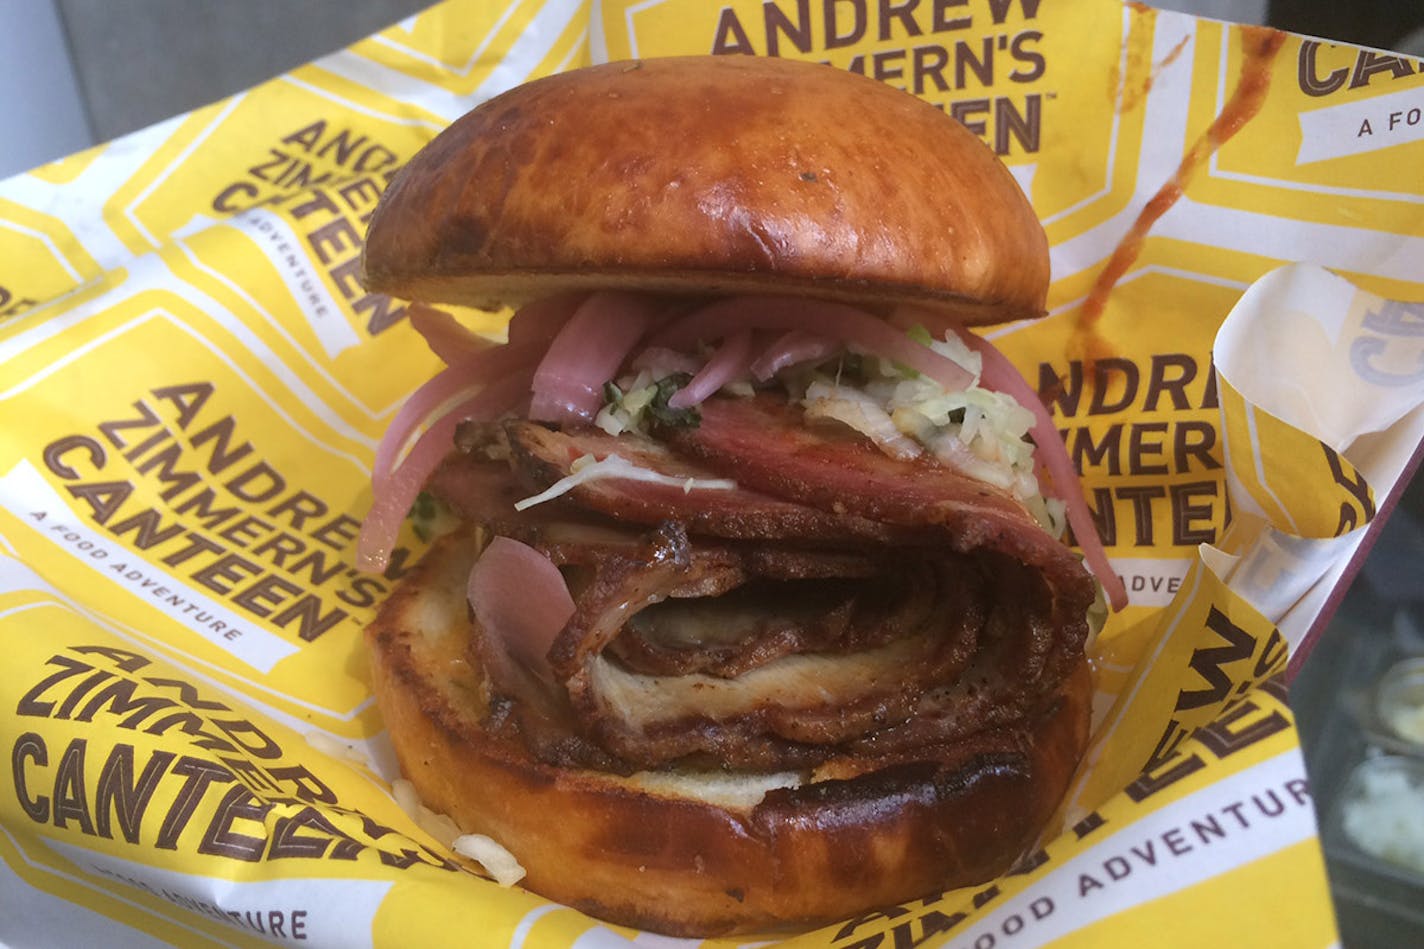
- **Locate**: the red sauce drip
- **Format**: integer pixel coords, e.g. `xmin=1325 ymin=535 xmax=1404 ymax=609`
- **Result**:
xmin=1119 ymin=33 xmax=1190 ymax=113
xmin=1074 ymin=26 xmax=1287 ymax=364
xmin=1149 ymin=35 xmax=1193 ymax=94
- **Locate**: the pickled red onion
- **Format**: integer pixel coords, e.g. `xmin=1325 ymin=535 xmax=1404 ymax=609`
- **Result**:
xmin=649 ymin=296 xmax=974 ymax=393
xmin=507 ymin=292 xmax=587 ymax=347
xmin=466 ymin=536 xmax=575 ymax=674
xmin=530 ymin=292 xmax=665 ymax=424
xmin=409 ymin=303 xmax=494 ymax=365
xmin=750 ymin=330 xmax=838 ymax=381
xmin=951 ymin=326 xmax=1128 ymax=610
xmin=357 ymin=371 xmax=533 ymax=573
xmin=372 ymin=340 xmax=546 ymax=495
xmin=668 ymin=331 xmax=754 ymax=409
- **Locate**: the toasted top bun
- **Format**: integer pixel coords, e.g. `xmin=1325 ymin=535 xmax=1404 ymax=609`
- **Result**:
xmin=361 ymin=56 xmax=1049 ymax=326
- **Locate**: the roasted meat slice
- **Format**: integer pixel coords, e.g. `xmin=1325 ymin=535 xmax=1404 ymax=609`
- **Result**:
xmin=428 ymin=403 xmax=1093 ymax=776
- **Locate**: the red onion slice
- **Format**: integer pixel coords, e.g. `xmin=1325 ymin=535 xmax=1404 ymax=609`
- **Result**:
xmin=507 ymin=292 xmax=587 ymax=347
xmin=375 ymin=294 xmax=583 ymax=493
xmin=357 ymin=371 xmax=533 ymax=573
xmin=950 ymin=325 xmax=1128 ymax=610
xmin=408 ymin=303 xmax=494 ymax=365
xmin=649 ymin=296 xmax=974 ymax=393
xmin=530 ymin=292 xmax=665 ymax=424
xmin=750 ymin=330 xmax=839 ymax=381
xmin=372 ymin=340 xmax=547 ymax=495
xmin=467 ymin=537 xmax=575 ymax=674
xmin=668 ymin=330 xmax=754 ymax=409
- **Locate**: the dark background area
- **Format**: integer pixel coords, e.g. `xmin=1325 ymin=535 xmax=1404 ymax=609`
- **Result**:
xmin=1271 ymin=0 xmax=1424 ymax=51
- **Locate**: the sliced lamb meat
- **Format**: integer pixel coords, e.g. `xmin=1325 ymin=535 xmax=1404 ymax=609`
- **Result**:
xmin=663 ymin=393 xmax=1097 ymax=642
xmin=503 ymin=419 xmax=934 ymax=546
xmin=426 ymin=451 xmax=545 ymax=534
xmin=461 ymin=513 xmax=1078 ymax=773
xmin=526 ymin=523 xmax=988 ymax=770
xmin=427 ymin=450 xmax=643 ymax=546
xmin=662 ymin=393 xmax=1066 ymax=562
xmin=441 ymin=393 xmax=1095 ymax=775
xmin=609 ymin=560 xmax=937 ymax=678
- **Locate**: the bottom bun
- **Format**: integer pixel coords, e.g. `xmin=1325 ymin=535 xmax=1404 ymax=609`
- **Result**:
xmin=365 ymin=530 xmax=1092 ymax=937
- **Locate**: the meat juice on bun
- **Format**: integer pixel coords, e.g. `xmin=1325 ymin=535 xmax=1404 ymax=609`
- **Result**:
xmin=355 ymin=55 xmax=1123 ymax=937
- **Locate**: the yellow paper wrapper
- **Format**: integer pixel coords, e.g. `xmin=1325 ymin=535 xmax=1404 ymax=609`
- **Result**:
xmin=3 ymin=0 xmax=1423 ymax=945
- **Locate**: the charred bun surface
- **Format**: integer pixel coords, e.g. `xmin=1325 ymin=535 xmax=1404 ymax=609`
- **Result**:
xmin=367 ymin=530 xmax=1091 ymax=937
xmin=361 ymin=56 xmax=1049 ymax=325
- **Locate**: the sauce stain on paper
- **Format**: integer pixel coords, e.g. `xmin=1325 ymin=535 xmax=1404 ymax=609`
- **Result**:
xmin=1075 ymin=26 xmax=1288 ymax=365
xmin=1113 ymin=14 xmax=1190 ymax=115
xmin=1137 ymin=35 xmax=1193 ymax=107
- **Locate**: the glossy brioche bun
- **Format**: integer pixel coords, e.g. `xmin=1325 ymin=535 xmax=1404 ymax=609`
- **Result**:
xmin=360 ymin=56 xmax=1048 ymax=326
xmin=366 ymin=531 xmax=1091 ymax=937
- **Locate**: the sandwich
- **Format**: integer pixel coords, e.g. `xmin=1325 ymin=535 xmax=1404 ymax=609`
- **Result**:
xmin=355 ymin=54 xmax=1123 ymax=936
